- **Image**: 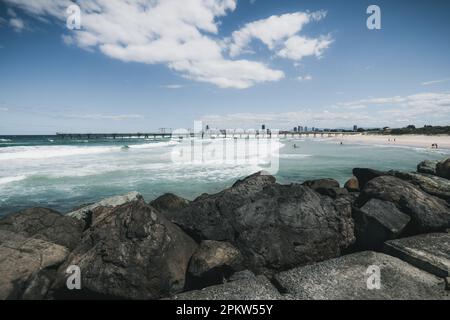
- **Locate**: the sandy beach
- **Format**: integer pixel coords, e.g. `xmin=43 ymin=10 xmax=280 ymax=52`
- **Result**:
xmin=330 ymin=134 xmax=450 ymax=150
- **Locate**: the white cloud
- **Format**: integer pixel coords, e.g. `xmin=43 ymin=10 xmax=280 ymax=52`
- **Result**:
xmin=201 ymin=92 xmax=450 ymax=128
xmin=9 ymin=17 xmax=25 ymax=32
xmin=421 ymin=78 xmax=450 ymax=86
xmin=296 ymin=74 xmax=312 ymax=81
xmin=0 ymin=107 xmax=9 ymax=112
xmin=229 ymin=10 xmax=332 ymax=61
xmin=161 ymin=84 xmax=185 ymax=89
xmin=277 ymin=35 xmax=332 ymax=60
xmin=4 ymin=0 xmax=285 ymax=89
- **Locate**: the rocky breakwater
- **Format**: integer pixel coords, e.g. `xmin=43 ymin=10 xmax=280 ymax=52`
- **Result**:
xmin=0 ymin=157 xmax=449 ymax=300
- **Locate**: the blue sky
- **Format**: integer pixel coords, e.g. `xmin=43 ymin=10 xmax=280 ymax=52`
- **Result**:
xmin=0 ymin=0 xmax=450 ymax=134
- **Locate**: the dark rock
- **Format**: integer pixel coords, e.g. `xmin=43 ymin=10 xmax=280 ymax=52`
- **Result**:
xmin=188 ymin=240 xmax=243 ymax=278
xmin=353 ymin=199 xmax=411 ymax=250
xmin=232 ymin=183 xmax=355 ymax=274
xmin=169 ymin=274 xmax=282 ymax=300
xmin=344 ymin=176 xmax=360 ymax=192
xmin=361 ymin=176 xmax=450 ymax=233
xmin=0 ymin=207 xmax=84 ymax=250
xmin=417 ymin=160 xmax=438 ymax=175
xmin=0 ymin=230 xmax=69 ymax=299
xmin=274 ymin=251 xmax=448 ymax=300
xmin=383 ymin=233 xmax=450 ymax=278
xmin=437 ymin=158 xmax=450 ymax=179
xmin=302 ymin=178 xmax=340 ymax=190
xmin=166 ymin=171 xmax=276 ymax=241
xmin=150 ymin=193 xmax=190 ymax=216
xmin=303 ymin=178 xmax=346 ymax=199
xmin=352 ymin=168 xmax=387 ymax=188
xmin=53 ymin=200 xmax=198 ymax=299
xmin=390 ymin=171 xmax=450 ymax=201
xmin=315 ymin=187 xmax=349 ymax=199
xmin=187 ymin=240 xmax=243 ymax=289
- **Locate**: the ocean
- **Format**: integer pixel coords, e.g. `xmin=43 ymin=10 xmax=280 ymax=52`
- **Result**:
xmin=0 ymin=135 xmax=449 ymax=217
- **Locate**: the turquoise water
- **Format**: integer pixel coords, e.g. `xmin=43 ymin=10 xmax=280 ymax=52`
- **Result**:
xmin=0 ymin=135 xmax=449 ymax=216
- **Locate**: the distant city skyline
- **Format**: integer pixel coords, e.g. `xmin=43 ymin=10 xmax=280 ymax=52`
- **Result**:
xmin=1 ymin=0 xmax=450 ymax=134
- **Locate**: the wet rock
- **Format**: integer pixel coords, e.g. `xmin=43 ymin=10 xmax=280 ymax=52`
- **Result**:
xmin=417 ymin=160 xmax=438 ymax=175
xmin=352 ymin=168 xmax=387 ymax=188
xmin=0 ymin=230 xmax=69 ymax=300
xmin=53 ymin=200 xmax=197 ymax=299
xmin=344 ymin=177 xmax=360 ymax=192
xmin=383 ymin=233 xmax=450 ymax=278
xmin=353 ymin=199 xmax=410 ymax=250
xmin=274 ymin=251 xmax=448 ymax=300
xmin=361 ymin=176 xmax=450 ymax=233
xmin=437 ymin=158 xmax=450 ymax=179
xmin=0 ymin=207 xmax=83 ymax=250
xmin=66 ymin=192 xmax=143 ymax=228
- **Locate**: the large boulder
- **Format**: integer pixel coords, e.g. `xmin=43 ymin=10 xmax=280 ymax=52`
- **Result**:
xmin=352 ymin=168 xmax=387 ymax=188
xmin=187 ymin=240 xmax=243 ymax=289
xmin=165 ymin=172 xmax=355 ymax=274
xmin=150 ymin=193 xmax=190 ymax=216
xmin=165 ymin=171 xmax=276 ymax=241
xmin=383 ymin=233 xmax=450 ymax=278
xmin=53 ymin=200 xmax=197 ymax=299
xmin=274 ymin=251 xmax=448 ymax=300
xmin=436 ymin=158 xmax=450 ymax=179
xmin=66 ymin=192 xmax=143 ymax=228
xmin=0 ymin=207 xmax=83 ymax=250
xmin=390 ymin=171 xmax=450 ymax=201
xmin=360 ymin=176 xmax=450 ymax=233
xmin=0 ymin=230 xmax=69 ymax=299
xmin=353 ymin=199 xmax=411 ymax=250
xmin=233 ymin=184 xmax=355 ymax=274
xmin=417 ymin=160 xmax=438 ymax=175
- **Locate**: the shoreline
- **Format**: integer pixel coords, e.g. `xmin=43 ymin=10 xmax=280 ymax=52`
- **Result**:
xmin=326 ymin=134 xmax=450 ymax=150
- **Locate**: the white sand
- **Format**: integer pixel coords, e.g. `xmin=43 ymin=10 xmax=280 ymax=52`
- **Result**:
xmin=329 ymin=134 xmax=450 ymax=150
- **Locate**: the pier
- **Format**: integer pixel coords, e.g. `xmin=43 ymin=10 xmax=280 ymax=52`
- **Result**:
xmin=56 ymin=131 xmax=361 ymax=140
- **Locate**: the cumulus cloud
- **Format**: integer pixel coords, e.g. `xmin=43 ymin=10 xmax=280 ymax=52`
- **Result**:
xmin=201 ymin=92 xmax=450 ymax=128
xmin=229 ymin=11 xmax=332 ymax=61
xmin=4 ymin=0 xmax=286 ymax=89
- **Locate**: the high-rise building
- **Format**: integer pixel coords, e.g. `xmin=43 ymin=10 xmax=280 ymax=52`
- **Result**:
xmin=262 ymin=124 xmax=266 ymax=130
xmin=304 ymin=126 xmax=308 ymax=132
xmin=293 ymin=127 xmax=298 ymax=132
xmin=353 ymin=125 xmax=358 ymax=132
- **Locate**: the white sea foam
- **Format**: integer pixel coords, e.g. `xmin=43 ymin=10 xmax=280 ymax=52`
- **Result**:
xmin=278 ymin=154 xmax=312 ymax=159
xmin=0 ymin=139 xmax=11 ymax=142
xmin=0 ymin=175 xmax=27 ymax=186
